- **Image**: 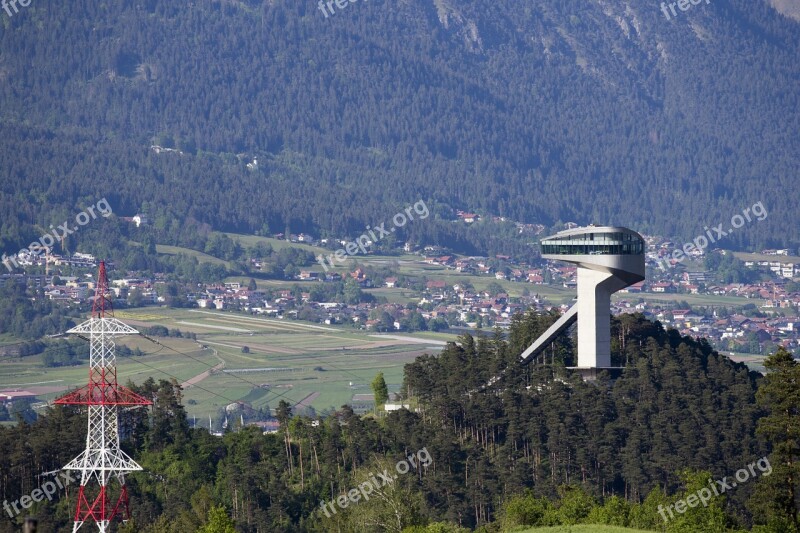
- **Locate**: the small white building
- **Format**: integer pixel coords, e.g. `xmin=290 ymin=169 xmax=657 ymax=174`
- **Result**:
xmin=132 ymin=214 xmax=149 ymax=227
xmin=383 ymin=403 xmax=411 ymax=412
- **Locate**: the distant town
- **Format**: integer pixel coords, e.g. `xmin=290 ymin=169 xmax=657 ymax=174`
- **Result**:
xmin=2 ymin=219 xmax=798 ymax=362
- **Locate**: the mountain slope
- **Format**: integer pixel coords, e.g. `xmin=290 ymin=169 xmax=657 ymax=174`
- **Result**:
xmin=0 ymin=0 xmax=797 ymax=255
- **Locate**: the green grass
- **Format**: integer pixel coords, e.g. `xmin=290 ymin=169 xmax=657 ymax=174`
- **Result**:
xmin=394 ymin=331 xmax=457 ymax=342
xmin=156 ymin=244 xmax=232 ymax=267
xmin=224 ymin=232 xmax=328 ymax=255
xmin=727 ymin=351 xmax=768 ymax=373
xmin=0 ymin=333 xmax=20 ymax=346
xmin=733 ymin=251 xmax=800 ymax=264
xmin=516 ymin=526 xmax=652 ymax=533
xmin=222 ymin=277 xmax=322 ymax=289
xmin=364 ymin=287 xmax=419 ymax=304
xmin=614 ymin=292 xmax=750 ymax=307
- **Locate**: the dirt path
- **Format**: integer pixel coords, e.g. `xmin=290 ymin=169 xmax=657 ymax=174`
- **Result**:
xmin=176 ymin=320 xmax=252 ymax=333
xmin=181 ymin=348 xmax=226 ymax=389
xmin=368 ymin=334 xmax=448 ymax=345
xmin=182 ymin=362 xmax=224 ymax=388
xmin=294 ymin=391 xmax=320 ymax=410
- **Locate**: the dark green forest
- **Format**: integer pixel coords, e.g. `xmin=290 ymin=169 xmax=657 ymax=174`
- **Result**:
xmin=0 ymin=0 xmax=798 ymax=260
xmin=1 ymin=313 xmax=798 ymax=532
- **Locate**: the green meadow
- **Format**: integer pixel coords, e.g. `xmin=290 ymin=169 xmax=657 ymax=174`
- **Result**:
xmin=0 ymin=307 xmax=448 ymax=421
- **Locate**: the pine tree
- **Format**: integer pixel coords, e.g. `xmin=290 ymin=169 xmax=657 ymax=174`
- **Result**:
xmin=372 ymin=372 xmax=389 ymax=407
xmin=198 ymin=506 xmax=236 ymax=533
xmin=755 ymin=347 xmax=800 ymax=530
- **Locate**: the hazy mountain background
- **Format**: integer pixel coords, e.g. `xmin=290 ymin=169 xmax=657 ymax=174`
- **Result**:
xmin=0 ymin=0 xmax=798 ymax=256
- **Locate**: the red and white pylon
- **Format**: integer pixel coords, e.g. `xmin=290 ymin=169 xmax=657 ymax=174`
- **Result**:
xmin=55 ymin=261 xmax=151 ymax=532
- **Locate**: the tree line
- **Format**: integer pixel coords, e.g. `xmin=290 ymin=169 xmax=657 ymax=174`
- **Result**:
xmin=1 ymin=312 xmax=797 ymax=531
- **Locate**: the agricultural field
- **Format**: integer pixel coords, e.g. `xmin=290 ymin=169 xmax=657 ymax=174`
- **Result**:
xmin=727 ymin=351 xmax=769 ymax=373
xmin=0 ymin=332 xmax=218 ymax=404
xmin=0 ymin=307 xmax=452 ymax=425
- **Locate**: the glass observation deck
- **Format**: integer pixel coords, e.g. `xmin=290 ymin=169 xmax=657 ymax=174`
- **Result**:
xmin=541 ymin=231 xmax=644 ymax=256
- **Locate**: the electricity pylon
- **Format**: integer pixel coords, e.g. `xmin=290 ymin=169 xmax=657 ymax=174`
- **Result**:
xmin=55 ymin=261 xmax=151 ymax=532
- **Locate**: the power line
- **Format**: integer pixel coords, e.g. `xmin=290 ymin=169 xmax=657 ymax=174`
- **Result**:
xmin=134 ymin=333 xmax=348 ymax=413
xmin=139 ymin=329 xmax=373 ymax=407
xmin=137 ymin=333 xmax=301 ymax=407
xmin=50 ymin=332 xmax=257 ymax=411
xmin=13 ymin=318 xmax=372 ymax=413
xmin=118 ymin=348 xmax=251 ymax=407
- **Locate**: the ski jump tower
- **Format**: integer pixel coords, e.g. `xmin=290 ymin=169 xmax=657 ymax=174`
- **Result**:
xmin=55 ymin=261 xmax=150 ymax=532
xmin=520 ymin=226 xmax=645 ymax=378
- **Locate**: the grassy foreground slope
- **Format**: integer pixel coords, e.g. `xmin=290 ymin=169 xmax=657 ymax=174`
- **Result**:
xmin=518 ymin=526 xmax=652 ymax=532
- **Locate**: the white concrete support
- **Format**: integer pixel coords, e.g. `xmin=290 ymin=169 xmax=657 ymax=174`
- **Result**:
xmin=576 ymin=268 xmax=628 ymax=368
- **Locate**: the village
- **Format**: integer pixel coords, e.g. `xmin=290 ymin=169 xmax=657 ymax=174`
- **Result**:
xmin=3 ymin=218 xmax=798 ymax=360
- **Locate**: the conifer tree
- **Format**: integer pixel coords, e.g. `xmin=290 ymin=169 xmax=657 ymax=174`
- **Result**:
xmin=372 ymin=372 xmax=389 ymax=407
xmin=754 ymin=347 xmax=800 ymax=531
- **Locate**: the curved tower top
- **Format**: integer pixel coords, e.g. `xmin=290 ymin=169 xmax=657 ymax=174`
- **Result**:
xmin=540 ymin=226 xmax=645 ymax=284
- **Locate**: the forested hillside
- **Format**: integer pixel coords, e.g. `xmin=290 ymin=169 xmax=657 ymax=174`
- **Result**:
xmin=0 ymin=0 xmax=798 ymax=257
xmin=3 ymin=313 xmax=796 ymax=532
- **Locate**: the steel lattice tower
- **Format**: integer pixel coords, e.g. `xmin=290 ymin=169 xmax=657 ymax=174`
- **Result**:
xmin=55 ymin=261 xmax=151 ymax=532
